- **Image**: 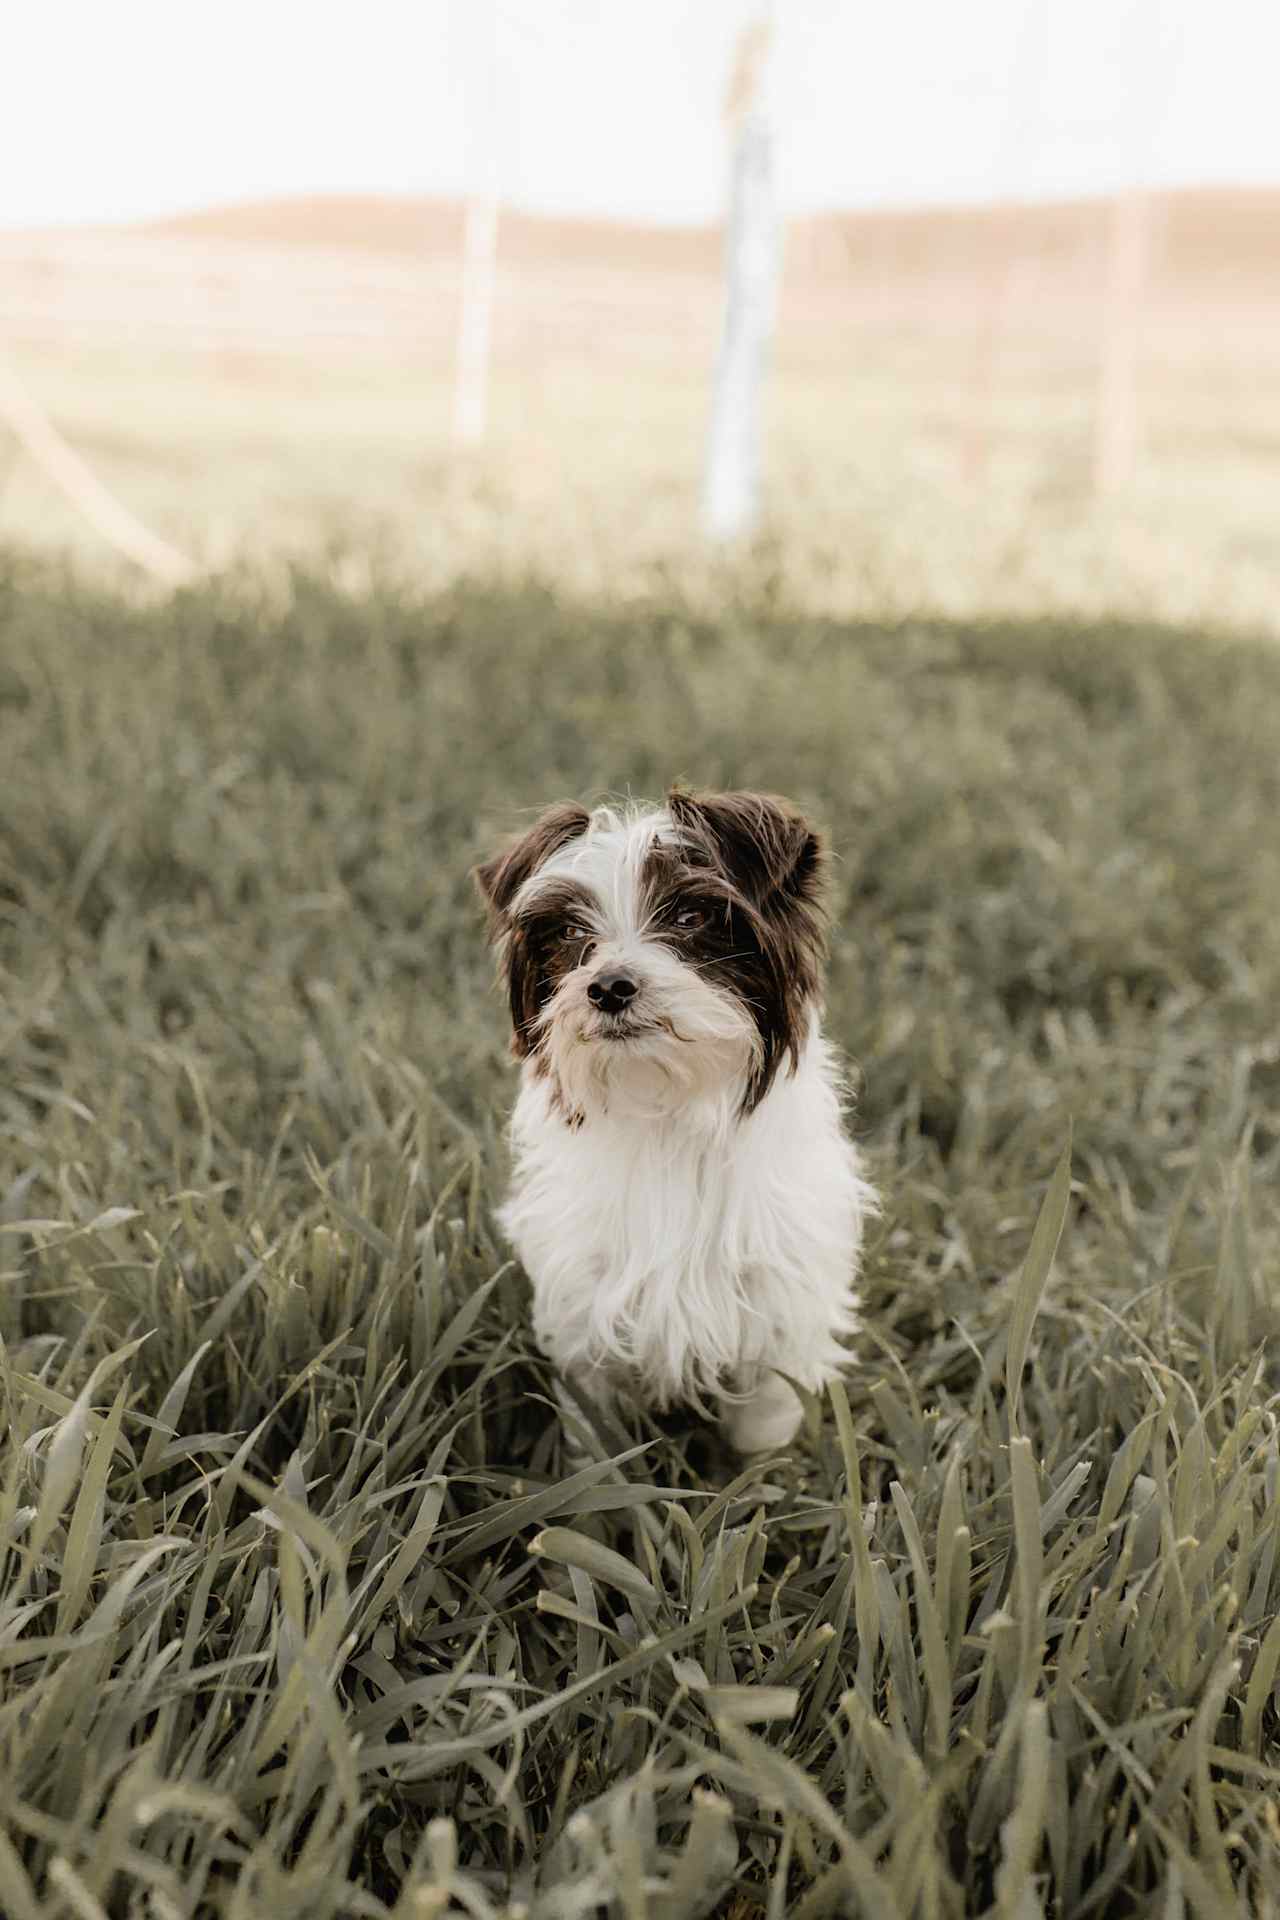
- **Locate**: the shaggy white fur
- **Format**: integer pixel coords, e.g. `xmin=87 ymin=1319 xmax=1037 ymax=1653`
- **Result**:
xmin=486 ymin=800 xmax=876 ymax=1453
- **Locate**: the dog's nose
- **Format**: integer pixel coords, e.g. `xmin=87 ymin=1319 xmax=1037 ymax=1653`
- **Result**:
xmin=587 ymin=969 xmax=639 ymax=1014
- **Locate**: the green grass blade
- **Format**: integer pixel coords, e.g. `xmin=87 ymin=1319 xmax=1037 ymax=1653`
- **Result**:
xmin=1005 ymin=1134 xmax=1073 ymax=1436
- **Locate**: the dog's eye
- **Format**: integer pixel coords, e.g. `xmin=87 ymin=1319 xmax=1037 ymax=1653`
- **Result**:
xmin=675 ymin=906 xmax=710 ymax=932
xmin=561 ymin=923 xmax=592 ymax=946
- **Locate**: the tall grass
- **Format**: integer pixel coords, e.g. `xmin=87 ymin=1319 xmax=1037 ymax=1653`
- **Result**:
xmin=1 ymin=555 xmax=1279 ymax=1915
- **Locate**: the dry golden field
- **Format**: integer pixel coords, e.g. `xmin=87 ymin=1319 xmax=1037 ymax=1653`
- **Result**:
xmin=2 ymin=187 xmax=1279 ymax=629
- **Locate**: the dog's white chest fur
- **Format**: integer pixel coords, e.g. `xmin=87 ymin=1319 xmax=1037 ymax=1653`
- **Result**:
xmin=501 ymin=1029 xmax=872 ymax=1410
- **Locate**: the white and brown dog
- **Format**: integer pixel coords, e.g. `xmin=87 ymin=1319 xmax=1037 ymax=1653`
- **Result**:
xmin=476 ymin=788 xmax=876 ymax=1454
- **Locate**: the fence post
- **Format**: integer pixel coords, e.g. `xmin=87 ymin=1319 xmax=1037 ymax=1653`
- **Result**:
xmin=703 ymin=16 xmax=780 ymax=542
xmin=453 ymin=193 xmax=499 ymax=446
xmin=453 ymin=0 xmax=499 ymax=446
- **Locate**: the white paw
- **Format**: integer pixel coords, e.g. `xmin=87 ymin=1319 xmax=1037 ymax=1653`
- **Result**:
xmin=722 ymin=1372 xmax=804 ymax=1455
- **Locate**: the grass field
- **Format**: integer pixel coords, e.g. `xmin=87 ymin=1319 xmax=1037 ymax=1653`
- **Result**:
xmin=2 ymin=553 xmax=1280 ymax=1915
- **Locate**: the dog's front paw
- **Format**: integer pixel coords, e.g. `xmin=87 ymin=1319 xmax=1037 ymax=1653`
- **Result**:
xmin=721 ymin=1370 xmax=804 ymax=1455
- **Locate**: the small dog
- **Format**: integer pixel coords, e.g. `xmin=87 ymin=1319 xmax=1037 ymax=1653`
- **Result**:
xmin=476 ymin=788 xmax=875 ymax=1453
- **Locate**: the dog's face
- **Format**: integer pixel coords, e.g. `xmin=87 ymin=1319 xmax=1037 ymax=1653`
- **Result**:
xmin=476 ymin=789 xmax=827 ymax=1121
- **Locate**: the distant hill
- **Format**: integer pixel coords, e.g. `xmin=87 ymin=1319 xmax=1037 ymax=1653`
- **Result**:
xmin=138 ymin=186 xmax=1280 ymax=287
xmin=807 ymin=187 xmax=1280 ymax=289
xmin=144 ymin=194 xmax=721 ymax=275
xmin=3 ymin=184 xmax=1275 ymax=371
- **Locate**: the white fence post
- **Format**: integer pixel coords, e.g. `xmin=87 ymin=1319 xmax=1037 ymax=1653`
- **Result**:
xmin=453 ymin=0 xmax=499 ymax=447
xmin=703 ymin=16 xmax=780 ymax=542
xmin=453 ymin=192 xmax=499 ymax=446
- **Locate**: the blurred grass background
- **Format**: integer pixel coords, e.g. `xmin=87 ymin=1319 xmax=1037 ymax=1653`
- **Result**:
xmin=2 ymin=555 xmax=1280 ymax=1914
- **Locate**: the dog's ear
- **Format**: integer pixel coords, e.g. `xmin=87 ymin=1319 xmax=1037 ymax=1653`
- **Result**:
xmin=667 ymin=787 xmax=828 ymax=1111
xmin=474 ymin=803 xmax=590 ymax=929
xmin=666 ymin=787 xmax=826 ymax=915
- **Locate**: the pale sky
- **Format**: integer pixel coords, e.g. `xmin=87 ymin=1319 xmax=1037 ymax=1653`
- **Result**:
xmin=4 ymin=0 xmax=1279 ymax=231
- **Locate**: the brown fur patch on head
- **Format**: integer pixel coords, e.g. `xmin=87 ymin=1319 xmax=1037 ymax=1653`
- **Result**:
xmin=474 ymin=802 xmax=591 ymax=923
xmin=474 ymin=803 xmax=591 ymax=1059
xmin=502 ymin=879 xmax=599 ymax=1062
xmin=660 ymin=787 xmax=828 ymax=1109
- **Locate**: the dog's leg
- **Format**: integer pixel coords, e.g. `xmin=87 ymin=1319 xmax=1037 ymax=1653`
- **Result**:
xmin=721 ymin=1365 xmax=804 ymax=1455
